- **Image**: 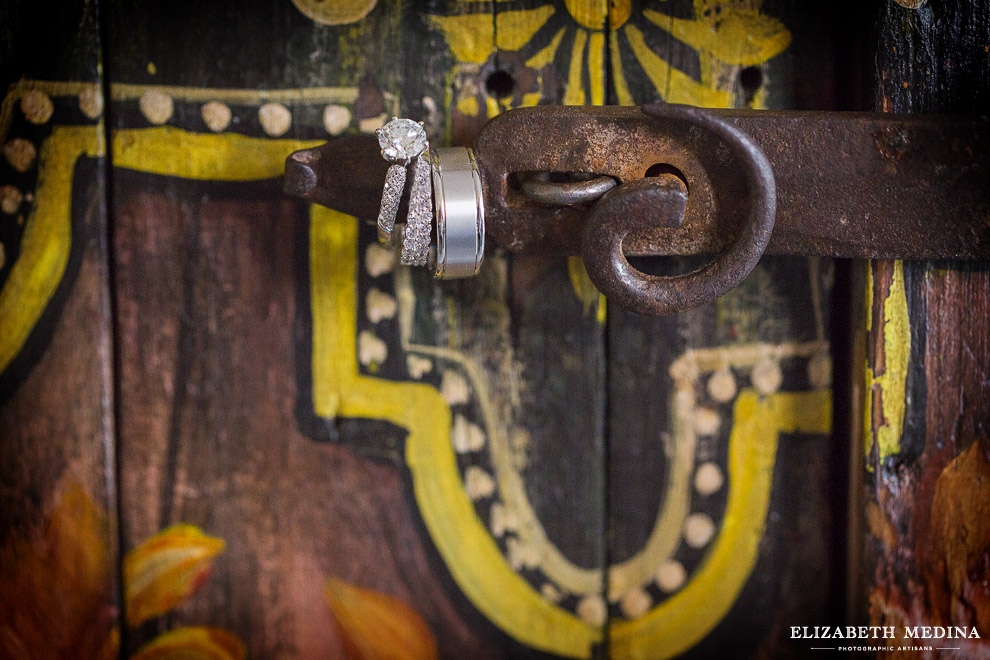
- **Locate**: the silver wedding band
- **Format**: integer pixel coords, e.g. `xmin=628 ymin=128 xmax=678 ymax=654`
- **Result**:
xmin=431 ymin=147 xmax=485 ymax=279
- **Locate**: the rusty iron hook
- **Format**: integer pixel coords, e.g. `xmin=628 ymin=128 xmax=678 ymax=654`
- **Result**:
xmin=581 ymin=103 xmax=777 ymax=315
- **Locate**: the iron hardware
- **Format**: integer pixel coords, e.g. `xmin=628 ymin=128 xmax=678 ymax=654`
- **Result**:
xmin=284 ymin=104 xmax=990 ymax=315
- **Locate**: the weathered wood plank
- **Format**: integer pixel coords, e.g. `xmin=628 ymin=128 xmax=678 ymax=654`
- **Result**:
xmin=0 ymin=2 xmax=120 ymax=656
xmin=863 ymin=2 xmax=990 ymax=657
xmin=604 ymin=2 xmax=849 ymax=657
xmin=105 ymin=1 xmax=609 ymax=657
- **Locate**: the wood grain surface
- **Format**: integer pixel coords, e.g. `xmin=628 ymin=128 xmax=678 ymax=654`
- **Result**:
xmin=6 ymin=1 xmax=980 ymax=659
xmin=861 ymin=3 xmax=990 ymax=657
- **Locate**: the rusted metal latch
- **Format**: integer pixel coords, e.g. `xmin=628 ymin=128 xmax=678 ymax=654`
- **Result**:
xmin=284 ymin=104 xmax=990 ymax=316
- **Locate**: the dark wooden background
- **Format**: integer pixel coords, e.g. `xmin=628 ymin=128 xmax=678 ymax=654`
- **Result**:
xmin=1 ymin=1 xmax=986 ymax=659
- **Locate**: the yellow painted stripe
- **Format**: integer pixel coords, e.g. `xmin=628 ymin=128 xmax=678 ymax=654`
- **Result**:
xmin=112 ymin=128 xmax=321 ymax=180
xmin=526 ymin=27 xmax=567 ymax=69
xmin=0 ymin=126 xmax=103 ymax=374
xmin=563 ymin=29 xmax=589 ymax=106
xmin=610 ymin=31 xmax=635 ymax=105
xmin=587 ymin=31 xmax=606 ymax=105
xmin=624 ymin=24 xmax=731 ymax=107
xmin=611 ymin=389 xmax=831 ymax=659
xmin=309 ymin=207 xmax=600 ymax=658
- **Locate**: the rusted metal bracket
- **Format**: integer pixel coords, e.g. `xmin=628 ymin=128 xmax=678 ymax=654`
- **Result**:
xmin=284 ymin=104 xmax=990 ymax=315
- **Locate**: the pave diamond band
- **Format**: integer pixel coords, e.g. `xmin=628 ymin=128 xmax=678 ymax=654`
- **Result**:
xmin=375 ymin=116 xmax=446 ymax=268
xmin=400 ymin=154 xmax=433 ymax=265
xmin=377 ymin=163 xmax=406 ymax=245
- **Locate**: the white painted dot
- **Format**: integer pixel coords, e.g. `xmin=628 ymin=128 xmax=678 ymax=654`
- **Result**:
xmin=21 ymin=90 xmax=53 ymax=125
xmin=656 ymin=560 xmax=687 ymax=593
xmin=259 ymin=102 xmax=292 ymax=137
xmin=3 ymin=139 xmax=36 ymax=172
xmin=452 ymin=414 xmax=486 ymax=453
xmin=684 ymin=513 xmax=716 ymax=548
xmin=440 ymin=370 xmax=470 ymax=405
xmin=357 ymin=330 xmax=387 ymax=366
xmin=366 ymin=288 xmax=397 ymax=323
xmin=674 ymin=388 xmax=695 ymax=412
xmin=669 ymin=354 xmax=700 ymax=383
xmin=751 ymin=358 xmax=783 ymax=395
xmin=577 ymin=595 xmax=607 ymax=627
xmin=510 ymin=427 xmax=531 ymax=454
xmin=1 ymin=186 xmax=23 ymax=214
xmin=323 ymin=104 xmax=352 ymax=135
xmin=808 ymin=351 xmax=832 ymax=389
xmin=694 ymin=407 xmax=721 ymax=436
xmin=201 ymin=101 xmax=232 ymax=132
xmin=359 ymin=112 xmax=387 ymax=133
xmin=507 ymin=537 xmax=540 ymax=571
xmin=364 ymin=243 xmax=395 ymax=277
xmin=490 ymin=503 xmax=518 ymax=537
xmin=707 ymin=367 xmax=737 ymax=402
xmin=465 ymin=466 xmax=495 ymax=501
xmin=694 ymin=462 xmax=724 ymax=496
xmin=619 ymin=587 xmax=652 ymax=619
xmin=139 ymin=89 xmax=174 ymax=125
xmin=406 ymin=355 xmax=432 ymax=380
xmin=79 ymin=85 xmax=104 ymax=119
xmin=540 ymin=583 xmax=563 ymax=603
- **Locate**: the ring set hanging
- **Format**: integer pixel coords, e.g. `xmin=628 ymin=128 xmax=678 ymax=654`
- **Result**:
xmin=376 ymin=117 xmax=484 ymax=278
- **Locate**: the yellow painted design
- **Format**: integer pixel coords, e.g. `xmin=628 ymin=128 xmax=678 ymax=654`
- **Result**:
xmin=643 ymin=9 xmax=791 ymax=67
xmin=0 ymin=126 xmax=103 ymax=376
xmin=124 ymin=525 xmax=225 ymax=627
xmin=309 ymin=208 xmax=599 ymax=657
xmin=1 ymin=81 xmax=385 ymax=384
xmin=526 ymin=27 xmax=567 ymax=69
xmin=587 ymin=32 xmax=606 ymax=105
xmin=563 ymin=29 xmax=589 ymax=105
xmin=427 ymin=7 xmax=555 ymax=64
xmin=456 ymin=95 xmax=479 ymax=117
xmin=611 ymin=389 xmax=831 ymax=659
xmin=112 ymin=127 xmax=319 ymax=180
xmin=864 ymin=260 xmax=910 ymax=464
xmin=564 ymin=0 xmax=607 ymax=30
xmin=609 ymin=31 xmax=635 ymax=105
xmin=567 ymin=257 xmax=606 ymax=323
xmin=624 ymin=25 xmax=732 ymax=107
xmin=290 ymin=0 xmax=377 ymax=26
xmin=131 ymin=627 xmax=245 ymax=660
xmin=324 ymin=578 xmax=438 ymax=660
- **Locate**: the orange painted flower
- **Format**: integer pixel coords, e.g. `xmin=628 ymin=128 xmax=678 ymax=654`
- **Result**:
xmin=131 ymin=627 xmax=245 ymax=660
xmin=0 ymin=485 xmax=117 ymax=660
xmin=324 ymin=579 xmax=438 ymax=660
xmin=124 ymin=524 xmax=225 ymax=627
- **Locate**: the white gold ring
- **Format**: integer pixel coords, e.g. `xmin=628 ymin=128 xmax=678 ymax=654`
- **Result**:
xmin=431 ymin=147 xmax=485 ymax=279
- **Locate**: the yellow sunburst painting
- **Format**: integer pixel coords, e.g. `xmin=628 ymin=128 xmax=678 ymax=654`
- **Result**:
xmin=429 ymin=0 xmax=791 ymax=125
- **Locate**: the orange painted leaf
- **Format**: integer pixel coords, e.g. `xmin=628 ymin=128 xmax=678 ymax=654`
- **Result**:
xmin=0 ymin=484 xmax=116 ymax=660
xmin=324 ymin=578 xmax=438 ymax=660
xmin=124 ymin=524 xmax=225 ymax=627
xmin=130 ymin=627 xmax=244 ymax=660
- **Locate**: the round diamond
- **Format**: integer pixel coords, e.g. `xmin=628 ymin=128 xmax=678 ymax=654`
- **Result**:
xmin=378 ymin=117 xmax=427 ymax=162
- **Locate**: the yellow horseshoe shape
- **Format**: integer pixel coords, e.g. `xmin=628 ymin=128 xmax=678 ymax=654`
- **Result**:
xmin=14 ymin=116 xmax=829 ymax=658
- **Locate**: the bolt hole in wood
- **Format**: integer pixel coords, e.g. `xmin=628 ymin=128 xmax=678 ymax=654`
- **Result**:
xmin=485 ymin=69 xmax=515 ymax=99
xmin=738 ymin=66 xmax=764 ymax=104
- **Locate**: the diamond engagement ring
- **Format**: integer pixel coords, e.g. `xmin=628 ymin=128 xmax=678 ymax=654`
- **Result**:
xmin=376 ymin=118 xmax=430 ymax=254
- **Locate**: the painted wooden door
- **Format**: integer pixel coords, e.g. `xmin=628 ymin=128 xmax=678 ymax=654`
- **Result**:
xmin=1 ymin=1 xmax=982 ymax=659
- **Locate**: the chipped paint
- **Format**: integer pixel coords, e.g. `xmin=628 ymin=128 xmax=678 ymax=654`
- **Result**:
xmin=865 ymin=261 xmax=911 ymax=465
